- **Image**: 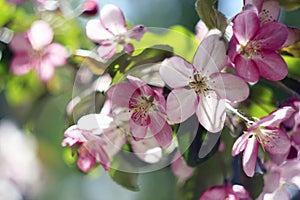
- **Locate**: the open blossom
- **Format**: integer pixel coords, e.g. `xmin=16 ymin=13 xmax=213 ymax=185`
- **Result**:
xmin=232 ymin=106 xmax=295 ymax=177
xmin=86 ymin=4 xmax=146 ymax=60
xmin=199 ymin=184 xmax=251 ymax=200
xmin=107 ymin=75 xmax=172 ymax=148
xmin=258 ymin=160 xmax=300 ymax=200
xmin=9 ymin=20 xmax=68 ymax=82
xmin=228 ymin=10 xmax=288 ymax=83
xmin=61 ymin=114 xmax=112 ymax=172
xmin=159 ymin=34 xmax=249 ymax=133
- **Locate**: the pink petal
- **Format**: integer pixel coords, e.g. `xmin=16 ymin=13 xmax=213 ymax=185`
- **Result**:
xmin=82 ymin=0 xmax=98 ymax=16
xmin=195 ymin=20 xmax=209 ymax=43
xmin=130 ymin=134 xmax=162 ymax=163
xmin=252 ymin=51 xmax=288 ymax=81
xmin=149 ymin=113 xmax=172 ymax=148
xmin=263 ymin=187 xmax=290 ymax=200
xmin=210 ymin=73 xmax=249 ymax=102
xmin=199 ymin=186 xmax=229 ymax=200
xmin=10 ymin=54 xmax=32 ymax=75
xmin=244 ymin=0 xmax=263 ymax=11
xmin=233 ymin=11 xmax=260 ymax=45
xmin=28 ymin=20 xmax=53 ymax=50
xmin=127 ymin=25 xmax=146 ymax=41
xmin=282 ymin=27 xmax=298 ymax=48
xmin=77 ymin=113 xmax=113 ymax=131
xmin=86 ymin=19 xmax=113 ymax=42
xmin=227 ymin=36 xmax=239 ymax=62
xmin=44 ymin=43 xmax=68 ymax=66
xmin=235 ymin=54 xmax=260 ymax=83
xmin=166 ymin=88 xmax=197 ymax=123
xmin=9 ymin=33 xmax=31 ymax=53
xmin=232 ymin=185 xmax=250 ymax=199
xmin=160 ymin=56 xmax=194 ymax=88
xmin=193 ymin=34 xmax=227 ymax=76
xmin=256 ymin=106 xmax=296 ymax=127
xmin=259 ymin=0 xmax=280 ymax=25
xmin=171 ymin=150 xmax=194 ymax=179
xmin=35 ymin=59 xmax=55 ymax=82
xmin=87 ymin=140 xmax=111 ymax=171
xmin=263 ymin=170 xmax=281 ymax=193
xmin=263 ymin=128 xmax=291 ymax=154
xmin=100 ymin=4 xmax=127 ymax=35
xmin=77 ymin=148 xmax=96 ymax=173
xmin=130 ymin=120 xmax=148 ymax=140
xmin=102 ymin=129 xmax=126 ymax=157
xmin=107 ymin=82 xmax=136 ymax=108
xmin=281 ymin=160 xmax=300 ymax=188
xmin=232 ymin=131 xmax=252 ymax=156
xmin=97 ymin=42 xmax=117 ymax=60
xmin=254 ymin=22 xmax=288 ymax=50
xmin=242 ymin=137 xmax=259 ymax=177
xmin=196 ymin=92 xmax=226 ymax=133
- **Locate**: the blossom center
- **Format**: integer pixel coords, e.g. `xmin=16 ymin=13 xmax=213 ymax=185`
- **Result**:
xmin=130 ymin=94 xmax=155 ymax=126
xmin=239 ymin=41 xmax=261 ymax=59
xmin=253 ymin=127 xmax=279 ymax=149
xmin=189 ymin=73 xmax=210 ymax=96
xmin=115 ymin=34 xmax=126 ymax=44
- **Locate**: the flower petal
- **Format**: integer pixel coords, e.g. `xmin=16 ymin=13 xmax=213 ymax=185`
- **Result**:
xmin=45 ymin=43 xmax=68 ymax=66
xmin=28 ymin=20 xmax=53 ymax=50
xmin=97 ymin=42 xmax=117 ymax=60
xmin=199 ymin=186 xmax=229 ymax=200
xmin=87 ymin=139 xmax=111 ymax=171
xmin=282 ymin=27 xmax=298 ymax=48
xmin=171 ymin=150 xmax=194 ymax=180
xmin=196 ymin=92 xmax=226 ymax=133
xmin=100 ymin=4 xmax=127 ymax=35
xmin=77 ymin=147 xmax=96 ymax=173
xmin=256 ymin=106 xmax=296 ymax=127
xmin=235 ymin=54 xmax=260 ymax=83
xmin=242 ymin=137 xmax=259 ymax=177
xmin=160 ymin=56 xmax=194 ymax=88
xmin=263 ymin=128 xmax=291 ymax=154
xmin=166 ymin=88 xmax=197 ymax=123
xmin=232 ymin=131 xmax=252 ymax=156
xmin=9 ymin=33 xmax=32 ymax=53
xmin=107 ymin=82 xmax=137 ymax=108
xmin=130 ymin=119 xmax=148 ymax=140
xmin=233 ymin=11 xmax=260 ymax=45
xmin=195 ymin=20 xmax=209 ymax=43
xmin=124 ymin=43 xmax=134 ymax=55
xmin=210 ymin=73 xmax=249 ymax=102
xmin=77 ymin=113 xmax=113 ymax=132
xmin=127 ymin=25 xmax=146 ymax=41
xmin=102 ymin=129 xmax=126 ymax=157
xmin=254 ymin=22 xmax=288 ymax=50
xmin=259 ymin=0 xmax=280 ymax=25
xmin=149 ymin=113 xmax=172 ymax=148
xmin=10 ymin=53 xmax=32 ymax=75
xmin=252 ymin=51 xmax=288 ymax=81
xmin=130 ymin=134 xmax=162 ymax=163
xmin=193 ymin=34 xmax=227 ymax=76
xmin=35 ymin=59 xmax=55 ymax=82
xmin=86 ymin=19 xmax=113 ymax=42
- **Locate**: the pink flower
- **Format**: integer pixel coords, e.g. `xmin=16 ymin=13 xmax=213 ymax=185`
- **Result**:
xmin=232 ymin=106 xmax=295 ymax=177
xmin=243 ymin=0 xmax=297 ymax=47
xmin=86 ymin=4 xmax=146 ymax=60
xmin=258 ymin=160 xmax=300 ymax=200
xmin=107 ymin=75 xmax=172 ymax=148
xmin=199 ymin=184 xmax=251 ymax=200
xmin=159 ymin=34 xmax=249 ymax=133
xmin=82 ymin=0 xmax=98 ymax=16
xmin=9 ymin=20 xmax=68 ymax=82
xmin=228 ymin=10 xmax=288 ymax=83
xmin=61 ymin=114 xmax=112 ymax=172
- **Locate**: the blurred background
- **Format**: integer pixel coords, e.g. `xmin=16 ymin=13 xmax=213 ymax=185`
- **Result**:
xmin=0 ymin=0 xmax=299 ymax=199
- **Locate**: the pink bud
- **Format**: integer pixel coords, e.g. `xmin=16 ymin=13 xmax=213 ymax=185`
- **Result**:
xmin=82 ymin=0 xmax=98 ymax=16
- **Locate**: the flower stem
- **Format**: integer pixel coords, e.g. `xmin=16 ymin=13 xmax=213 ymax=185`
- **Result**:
xmin=225 ymin=103 xmax=254 ymax=125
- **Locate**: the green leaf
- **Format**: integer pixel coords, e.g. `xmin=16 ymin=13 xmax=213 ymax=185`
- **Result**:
xmin=0 ymin=0 xmax=15 ymax=27
xmin=276 ymin=0 xmax=300 ymax=10
xmin=109 ymin=153 xmax=140 ymax=191
xmin=195 ymin=0 xmax=227 ymax=34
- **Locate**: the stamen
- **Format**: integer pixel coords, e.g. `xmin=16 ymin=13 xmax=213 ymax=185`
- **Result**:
xmin=189 ymin=73 xmax=210 ymax=96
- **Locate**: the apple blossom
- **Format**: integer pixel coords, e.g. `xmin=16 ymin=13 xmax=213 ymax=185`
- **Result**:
xmin=199 ymin=184 xmax=251 ymax=200
xmin=258 ymin=160 xmax=300 ymax=200
xmin=171 ymin=150 xmax=194 ymax=181
xmin=228 ymin=10 xmax=288 ymax=83
xmin=107 ymin=75 xmax=172 ymax=148
xmin=160 ymin=34 xmax=249 ymax=133
xmin=9 ymin=20 xmax=68 ymax=82
xmin=86 ymin=4 xmax=146 ymax=60
xmin=232 ymin=106 xmax=295 ymax=177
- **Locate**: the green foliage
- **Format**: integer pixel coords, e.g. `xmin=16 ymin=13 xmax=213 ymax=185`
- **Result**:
xmin=195 ymin=0 xmax=227 ymax=34
xmin=277 ymin=0 xmax=300 ymax=10
xmin=0 ymin=0 xmax=16 ymax=27
xmin=109 ymin=153 xmax=140 ymax=191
